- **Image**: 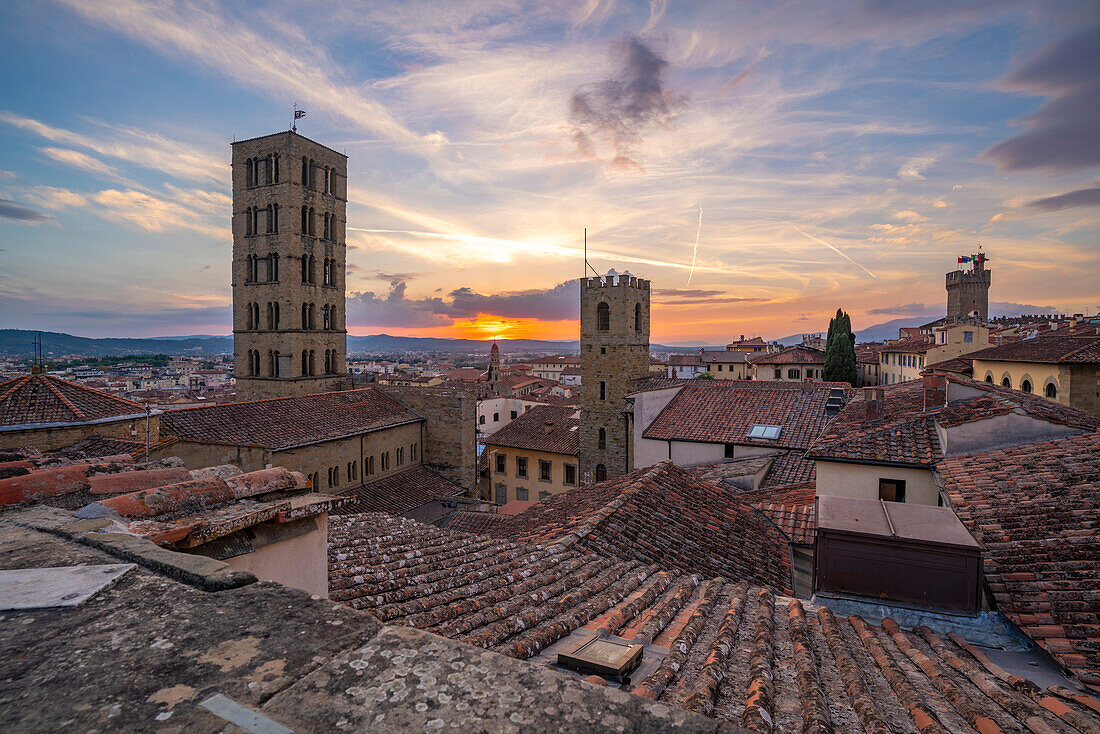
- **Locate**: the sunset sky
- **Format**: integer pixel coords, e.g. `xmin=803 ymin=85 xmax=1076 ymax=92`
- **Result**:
xmin=0 ymin=1 xmax=1097 ymax=344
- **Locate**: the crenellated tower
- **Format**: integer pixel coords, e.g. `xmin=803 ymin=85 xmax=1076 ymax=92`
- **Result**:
xmin=231 ymin=131 xmax=348 ymax=400
xmin=579 ymin=270 xmax=650 ymax=483
xmin=946 ymin=255 xmax=991 ymax=322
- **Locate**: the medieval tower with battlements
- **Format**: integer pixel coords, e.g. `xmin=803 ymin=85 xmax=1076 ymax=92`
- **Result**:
xmin=580 ymin=270 xmax=650 ymax=483
xmin=231 ymin=131 xmax=348 ymax=401
xmin=946 ymin=255 xmax=991 ymax=322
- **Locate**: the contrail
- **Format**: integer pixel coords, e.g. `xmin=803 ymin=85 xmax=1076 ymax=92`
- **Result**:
xmin=787 ymin=223 xmax=877 ymax=279
xmin=687 ymin=206 xmax=702 ymax=285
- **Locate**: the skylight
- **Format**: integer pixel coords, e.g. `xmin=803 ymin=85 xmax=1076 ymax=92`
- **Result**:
xmin=747 ymin=424 xmax=782 ymax=440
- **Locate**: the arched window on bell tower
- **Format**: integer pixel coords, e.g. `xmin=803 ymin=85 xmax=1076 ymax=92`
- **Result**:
xmin=597 ymin=302 xmax=610 ymax=331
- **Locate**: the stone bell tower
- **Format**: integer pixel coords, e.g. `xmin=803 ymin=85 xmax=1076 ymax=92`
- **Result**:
xmin=231 ymin=131 xmax=348 ymax=400
xmin=579 ymin=270 xmax=650 ymax=483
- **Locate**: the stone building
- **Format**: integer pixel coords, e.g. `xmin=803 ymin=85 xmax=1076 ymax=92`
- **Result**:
xmin=0 ymin=372 xmax=157 ymax=452
xmin=945 ymin=254 xmax=990 ymax=321
xmin=579 ymin=270 xmax=650 ymax=482
xmin=485 ymin=405 xmax=579 ymax=504
xmin=231 ymin=131 xmax=348 ymax=400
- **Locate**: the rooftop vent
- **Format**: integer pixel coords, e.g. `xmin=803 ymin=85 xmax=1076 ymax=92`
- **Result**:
xmin=557 ymin=635 xmax=643 ymax=679
xmin=747 ymin=424 xmax=782 ymax=440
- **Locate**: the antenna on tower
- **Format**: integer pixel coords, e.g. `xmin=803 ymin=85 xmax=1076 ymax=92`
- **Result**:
xmin=583 ymin=228 xmax=600 ymax=278
xmin=31 ymin=332 xmax=43 ymax=374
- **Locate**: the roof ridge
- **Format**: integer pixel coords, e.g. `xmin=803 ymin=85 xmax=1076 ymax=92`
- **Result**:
xmin=45 ymin=374 xmax=145 ymax=409
xmin=40 ymin=375 xmax=85 ymax=420
xmin=552 ymin=462 xmax=668 ymax=550
xmin=0 ymin=374 xmax=33 ymax=404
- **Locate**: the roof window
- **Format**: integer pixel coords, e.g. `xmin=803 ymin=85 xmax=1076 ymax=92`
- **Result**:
xmin=747 ymin=424 xmax=782 ymax=440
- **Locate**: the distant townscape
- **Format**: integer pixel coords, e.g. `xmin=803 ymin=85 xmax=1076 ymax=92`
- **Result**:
xmin=3 ymin=129 xmax=1099 ymax=732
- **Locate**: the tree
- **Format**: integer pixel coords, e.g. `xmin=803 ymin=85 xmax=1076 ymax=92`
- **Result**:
xmin=823 ymin=308 xmax=857 ymax=385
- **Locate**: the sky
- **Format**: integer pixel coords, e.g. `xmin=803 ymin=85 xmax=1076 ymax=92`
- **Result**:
xmin=0 ymin=0 xmax=1097 ymax=344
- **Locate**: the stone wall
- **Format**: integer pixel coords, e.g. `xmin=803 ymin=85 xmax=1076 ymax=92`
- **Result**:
xmin=231 ymin=131 xmax=349 ymax=401
xmin=0 ymin=413 xmax=156 ymax=452
xmin=579 ymin=274 xmax=650 ymax=482
xmin=945 ymin=263 xmax=991 ymax=321
xmin=376 ymin=385 xmax=477 ymax=492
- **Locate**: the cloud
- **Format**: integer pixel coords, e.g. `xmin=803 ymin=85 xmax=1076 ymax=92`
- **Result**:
xmin=38 ymin=147 xmax=121 ymax=179
xmin=989 ymin=302 xmax=1060 ymax=317
xmin=569 ymin=35 xmax=688 ymax=168
xmin=348 ymin=279 xmax=581 ymax=328
xmin=90 ymin=189 xmax=224 ymax=238
xmin=897 ymin=155 xmax=936 ymax=180
xmin=55 ymin=0 xmax=423 ymax=150
xmin=981 ymin=22 xmax=1100 ymax=173
xmin=0 ymin=111 xmax=223 ymax=183
xmin=892 ymin=210 xmax=924 ymax=221
xmin=24 ymin=186 xmax=88 ymax=211
xmin=0 ymin=199 xmax=52 ymax=223
xmin=867 ymin=302 xmax=935 ymax=316
xmin=1025 ymin=185 xmax=1100 ymax=211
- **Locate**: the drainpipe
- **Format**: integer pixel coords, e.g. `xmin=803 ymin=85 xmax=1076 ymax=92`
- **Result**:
xmin=144 ymin=405 xmax=151 ymax=462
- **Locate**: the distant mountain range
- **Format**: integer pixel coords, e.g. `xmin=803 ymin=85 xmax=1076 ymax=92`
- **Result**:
xmin=0 ymin=329 xmax=713 ymax=358
xmin=0 ymin=317 xmax=950 ymax=359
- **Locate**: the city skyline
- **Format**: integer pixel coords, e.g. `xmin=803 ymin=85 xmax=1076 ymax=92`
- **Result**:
xmin=1 ymin=1 xmax=1098 ymax=342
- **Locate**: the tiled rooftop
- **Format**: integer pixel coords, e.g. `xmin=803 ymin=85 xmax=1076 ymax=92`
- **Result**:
xmin=939 ymin=431 xmax=1100 ymax=691
xmin=329 ymin=512 xmax=1100 ymax=731
xmin=443 ymin=462 xmax=793 ymax=592
xmin=747 ymin=346 xmax=826 ymax=364
xmin=484 ymin=405 xmax=579 ymax=455
xmin=880 ymin=337 xmax=934 ymax=354
xmin=643 ymin=384 xmax=844 ymax=450
xmin=810 ymin=378 xmax=1099 ymax=466
xmin=967 ymin=336 xmax=1100 ymax=364
xmin=334 ymin=464 xmax=464 ymax=516
xmin=160 ymin=388 xmax=422 ymax=450
xmin=0 ymin=373 xmax=145 ymax=427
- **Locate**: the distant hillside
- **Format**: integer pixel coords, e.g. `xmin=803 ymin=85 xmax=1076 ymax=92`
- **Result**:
xmin=0 ymin=330 xmax=233 ymax=358
xmin=775 ymin=316 xmax=939 ymax=346
xmin=1 ymin=329 xmax=710 ymax=358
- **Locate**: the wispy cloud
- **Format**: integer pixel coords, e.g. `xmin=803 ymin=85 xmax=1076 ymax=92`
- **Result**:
xmin=1025 ymin=185 xmax=1100 ymax=211
xmin=0 ymin=199 xmax=52 ymax=223
xmin=38 ymin=147 xmax=121 ymax=179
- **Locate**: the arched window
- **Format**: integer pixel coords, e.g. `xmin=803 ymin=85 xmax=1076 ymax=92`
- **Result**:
xmin=598 ymin=427 xmax=606 ymax=449
xmin=301 ymin=255 xmax=309 ymax=283
xmin=1045 ymin=382 xmax=1057 ymax=399
xmin=599 ymin=380 xmax=606 ymax=400
xmin=265 ymin=204 xmax=274 ymax=233
xmin=270 ymin=253 xmax=279 ymax=281
xmin=634 ymin=303 xmax=641 ymax=331
xmin=308 ymin=207 xmax=315 ymax=236
xmin=597 ymin=302 xmax=610 ymax=331
xmin=272 ymin=153 xmax=280 ymax=183
xmin=302 ymin=350 xmax=309 ymax=375
xmin=595 ymin=464 xmax=607 ymax=482
xmin=324 ymin=166 xmax=331 ymax=194
xmin=301 ymin=205 xmax=309 ymax=234
xmin=308 ymin=255 xmax=315 ymax=283
xmin=302 ymin=303 xmax=310 ymax=330
xmin=244 ymin=207 xmax=253 ymax=236
xmin=367 ymin=456 xmax=375 ymax=475
xmin=1021 ymin=379 xmax=1032 ymax=394
xmin=323 ymin=212 xmax=332 ymax=240
xmin=271 ymin=350 xmax=281 ymax=378
xmin=308 ymin=350 xmax=315 ymax=376
xmin=1002 ymin=376 xmax=1011 ymax=388
xmin=985 ymin=372 xmax=993 ymax=383
xmin=302 ymin=157 xmax=309 ymax=186
xmin=245 ymin=158 xmax=254 ymax=188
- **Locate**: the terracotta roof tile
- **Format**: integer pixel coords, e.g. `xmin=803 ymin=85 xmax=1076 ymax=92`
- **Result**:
xmin=643 ymin=384 xmax=844 ymax=450
xmin=0 ymin=373 xmax=144 ymax=427
xmin=334 ymin=465 xmax=464 ymax=515
xmin=747 ymin=346 xmax=826 ymax=365
xmin=160 ymin=388 xmax=422 ymax=450
xmin=327 ymin=512 xmax=1100 ymax=730
xmin=938 ymin=432 xmax=1100 ymax=691
xmin=484 ymin=405 xmax=579 ymax=455
xmin=967 ymin=336 xmax=1100 ymax=364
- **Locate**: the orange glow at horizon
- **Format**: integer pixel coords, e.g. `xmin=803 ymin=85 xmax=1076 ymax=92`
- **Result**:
xmin=350 ymin=314 xmax=579 ymax=341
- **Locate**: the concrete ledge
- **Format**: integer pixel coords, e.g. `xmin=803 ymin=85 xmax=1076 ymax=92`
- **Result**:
xmin=7 ymin=504 xmax=257 ymax=592
xmin=79 ymin=532 xmax=256 ymax=591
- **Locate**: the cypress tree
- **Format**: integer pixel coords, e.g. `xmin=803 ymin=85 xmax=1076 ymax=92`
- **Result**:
xmin=823 ymin=308 xmax=858 ymax=385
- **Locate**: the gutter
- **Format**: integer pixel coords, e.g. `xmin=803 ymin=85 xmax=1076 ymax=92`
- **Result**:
xmin=809 ymin=455 xmax=933 ymax=471
xmin=264 ymin=417 xmax=424 ymax=452
xmin=0 ymin=411 xmax=158 ymax=432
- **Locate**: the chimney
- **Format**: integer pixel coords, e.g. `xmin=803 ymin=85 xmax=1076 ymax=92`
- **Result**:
xmin=922 ymin=373 xmax=946 ymax=411
xmin=740 ymin=334 xmax=745 ymax=341
xmin=863 ymin=386 xmax=885 ymax=419
xmin=543 ymin=420 xmax=555 ymax=434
